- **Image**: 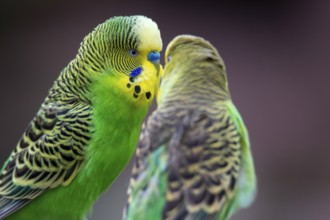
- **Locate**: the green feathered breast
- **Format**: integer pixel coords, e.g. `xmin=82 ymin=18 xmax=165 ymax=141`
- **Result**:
xmin=124 ymin=35 xmax=256 ymax=220
xmin=0 ymin=15 xmax=163 ymax=220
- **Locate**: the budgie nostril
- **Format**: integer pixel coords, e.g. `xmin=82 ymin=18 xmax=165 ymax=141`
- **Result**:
xmin=148 ymin=51 xmax=160 ymax=64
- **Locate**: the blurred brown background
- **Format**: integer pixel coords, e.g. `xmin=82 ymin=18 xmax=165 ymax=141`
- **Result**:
xmin=0 ymin=0 xmax=329 ymax=219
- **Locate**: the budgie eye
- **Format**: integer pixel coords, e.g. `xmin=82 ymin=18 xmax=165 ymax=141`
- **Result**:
xmin=129 ymin=49 xmax=138 ymax=57
xmin=167 ymin=55 xmax=172 ymax=62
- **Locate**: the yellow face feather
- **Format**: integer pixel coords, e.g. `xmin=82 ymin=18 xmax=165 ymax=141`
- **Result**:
xmin=130 ymin=16 xmax=163 ymax=106
xmin=134 ymin=16 xmax=163 ymax=52
xmin=113 ymin=60 xmax=163 ymax=107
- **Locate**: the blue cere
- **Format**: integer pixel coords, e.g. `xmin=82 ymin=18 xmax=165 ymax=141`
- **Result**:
xmin=148 ymin=51 xmax=160 ymax=63
xmin=130 ymin=67 xmax=143 ymax=78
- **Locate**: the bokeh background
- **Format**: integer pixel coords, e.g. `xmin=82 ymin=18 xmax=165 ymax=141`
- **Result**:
xmin=0 ymin=0 xmax=329 ymax=219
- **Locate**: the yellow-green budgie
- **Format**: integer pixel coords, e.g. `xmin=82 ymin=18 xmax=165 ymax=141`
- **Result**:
xmin=0 ymin=15 xmax=163 ymax=220
xmin=124 ymin=35 xmax=256 ymax=220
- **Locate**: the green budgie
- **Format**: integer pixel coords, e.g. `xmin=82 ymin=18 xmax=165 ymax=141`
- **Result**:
xmin=0 ymin=15 xmax=163 ymax=220
xmin=124 ymin=35 xmax=256 ymax=220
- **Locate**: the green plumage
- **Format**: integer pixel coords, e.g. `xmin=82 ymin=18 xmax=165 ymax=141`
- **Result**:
xmin=0 ymin=15 xmax=163 ymax=220
xmin=124 ymin=35 xmax=256 ymax=220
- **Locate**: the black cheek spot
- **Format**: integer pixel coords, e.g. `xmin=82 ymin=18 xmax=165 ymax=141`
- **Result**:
xmin=129 ymin=77 xmax=135 ymax=83
xmin=127 ymin=83 xmax=131 ymax=88
xmin=134 ymin=85 xmax=141 ymax=94
xmin=145 ymin=92 xmax=151 ymax=100
xmin=133 ymin=93 xmax=139 ymax=99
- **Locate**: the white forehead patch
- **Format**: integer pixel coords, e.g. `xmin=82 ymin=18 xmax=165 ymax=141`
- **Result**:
xmin=133 ymin=16 xmax=163 ymax=51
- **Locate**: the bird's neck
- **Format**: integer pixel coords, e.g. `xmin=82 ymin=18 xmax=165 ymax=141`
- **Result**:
xmin=158 ymin=70 xmax=229 ymax=109
xmin=83 ymin=73 xmax=148 ymax=194
xmin=51 ymin=58 xmax=93 ymax=104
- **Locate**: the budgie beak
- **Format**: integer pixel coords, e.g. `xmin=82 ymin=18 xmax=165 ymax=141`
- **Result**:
xmin=147 ymin=51 xmax=160 ymax=64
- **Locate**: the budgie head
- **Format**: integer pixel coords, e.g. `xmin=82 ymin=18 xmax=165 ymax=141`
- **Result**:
xmin=78 ymin=15 xmax=163 ymax=107
xmin=158 ymin=34 xmax=229 ymax=103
